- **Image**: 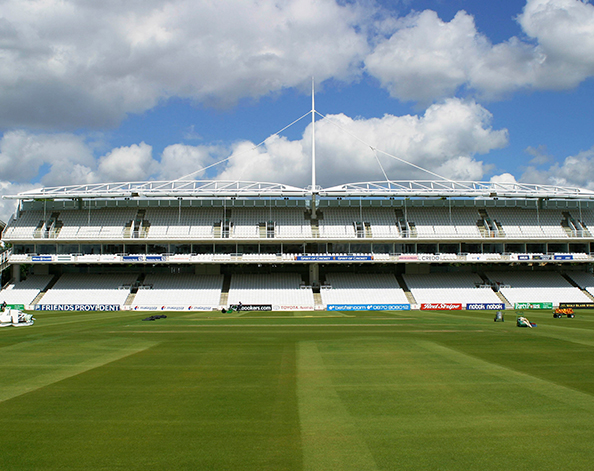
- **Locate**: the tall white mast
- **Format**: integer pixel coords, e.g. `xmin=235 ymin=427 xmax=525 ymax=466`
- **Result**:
xmin=311 ymin=77 xmax=317 ymax=218
xmin=311 ymin=77 xmax=316 ymax=191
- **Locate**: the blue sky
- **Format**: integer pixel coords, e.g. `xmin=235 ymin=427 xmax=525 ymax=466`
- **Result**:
xmin=1 ymin=0 xmax=594 ymax=220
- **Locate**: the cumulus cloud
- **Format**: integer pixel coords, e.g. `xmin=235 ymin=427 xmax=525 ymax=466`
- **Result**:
xmin=0 ymin=0 xmax=369 ymax=129
xmin=0 ymin=131 xmax=95 ymax=183
xmin=490 ymin=173 xmax=518 ymax=184
xmin=0 ymin=181 xmax=37 ymax=223
xmin=93 ymin=143 xmax=157 ymax=182
xmin=520 ymin=146 xmax=594 ymax=190
xmin=0 ymin=98 xmax=508 ymax=214
xmin=217 ymin=135 xmax=309 ymax=184
xmin=519 ymin=0 xmax=594 ymax=89
xmin=158 ymin=144 xmax=222 ymax=180
xmin=365 ymin=10 xmax=484 ymax=103
xmin=0 ymin=132 xmax=157 ymax=188
xmin=2 ymin=0 xmax=594 ymax=128
xmin=365 ymin=0 xmax=594 ymax=103
xmin=217 ymin=98 xmax=508 ymax=187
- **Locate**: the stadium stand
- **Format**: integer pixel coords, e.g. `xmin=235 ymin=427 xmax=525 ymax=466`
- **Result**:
xmin=227 ymin=273 xmax=314 ymax=309
xmin=484 ymin=271 xmax=592 ymax=305
xmin=6 ymin=204 xmax=594 ymax=243
xmin=3 ymin=177 xmax=594 ymax=311
xmin=566 ymin=272 xmax=594 ymax=298
xmin=38 ymin=273 xmax=137 ymax=306
xmin=320 ymin=273 xmax=409 ymax=305
xmin=133 ymin=274 xmax=223 ymax=308
xmin=403 ymin=272 xmax=502 ymax=304
xmin=0 ymin=275 xmax=54 ymax=306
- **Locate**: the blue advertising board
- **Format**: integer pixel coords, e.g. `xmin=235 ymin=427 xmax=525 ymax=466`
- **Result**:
xmin=146 ymin=255 xmax=165 ymax=262
xmin=327 ymin=304 xmax=410 ymax=311
xmin=123 ymin=255 xmax=144 ymax=262
xmin=35 ymin=304 xmax=120 ymax=311
xmin=31 ymin=256 xmax=53 ymax=262
xmin=553 ymin=254 xmax=573 ymax=260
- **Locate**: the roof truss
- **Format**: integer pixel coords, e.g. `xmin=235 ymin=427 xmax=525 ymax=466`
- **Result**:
xmin=5 ymin=179 xmax=594 ymax=201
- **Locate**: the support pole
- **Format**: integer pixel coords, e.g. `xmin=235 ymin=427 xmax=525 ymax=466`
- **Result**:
xmin=311 ymin=77 xmax=317 ymax=219
xmin=309 ymin=263 xmax=319 ymax=286
xmin=12 ymin=263 xmax=20 ymax=283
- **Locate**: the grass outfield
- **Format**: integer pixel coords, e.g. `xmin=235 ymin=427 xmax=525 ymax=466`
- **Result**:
xmin=2 ymin=309 xmax=594 ymax=470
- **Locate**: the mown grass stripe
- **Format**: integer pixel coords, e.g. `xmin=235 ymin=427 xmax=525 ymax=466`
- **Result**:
xmin=0 ymin=339 xmax=157 ymax=403
xmin=297 ymin=340 xmax=378 ymax=471
xmin=416 ymin=340 xmax=594 ymax=408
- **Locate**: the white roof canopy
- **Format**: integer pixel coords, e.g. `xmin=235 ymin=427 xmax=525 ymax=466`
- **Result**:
xmin=5 ymin=179 xmax=594 ymax=201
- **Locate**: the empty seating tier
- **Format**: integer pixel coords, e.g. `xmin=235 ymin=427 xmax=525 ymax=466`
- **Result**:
xmin=227 ymin=273 xmax=314 ymax=309
xmin=133 ymin=274 xmax=223 ymax=308
xmin=0 ymin=275 xmax=54 ymax=305
xmin=320 ymin=273 xmax=409 ymax=305
xmin=485 ymin=271 xmax=591 ymax=305
xmin=39 ymin=273 xmax=138 ymax=306
xmin=403 ymin=272 xmax=502 ymax=304
xmin=4 ymin=205 xmax=594 ymax=242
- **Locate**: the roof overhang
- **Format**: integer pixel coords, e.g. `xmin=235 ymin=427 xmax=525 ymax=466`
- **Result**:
xmin=321 ymin=180 xmax=594 ymax=199
xmin=3 ymin=180 xmax=310 ymax=200
xmin=5 ymin=179 xmax=594 ymax=201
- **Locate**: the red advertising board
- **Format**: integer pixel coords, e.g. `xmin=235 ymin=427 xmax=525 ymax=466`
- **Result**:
xmin=421 ymin=303 xmax=462 ymax=311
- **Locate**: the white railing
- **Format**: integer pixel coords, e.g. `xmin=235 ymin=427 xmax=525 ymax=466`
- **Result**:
xmin=8 ymin=251 xmax=594 ymax=265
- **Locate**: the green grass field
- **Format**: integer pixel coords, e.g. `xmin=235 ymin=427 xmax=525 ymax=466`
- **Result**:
xmin=2 ymin=308 xmax=594 ymax=470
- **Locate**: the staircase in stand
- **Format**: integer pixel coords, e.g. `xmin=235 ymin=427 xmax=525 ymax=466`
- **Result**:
xmin=396 ymin=274 xmax=416 ymax=304
xmin=561 ymin=273 xmax=594 ymax=301
xmin=313 ymin=292 xmax=323 ymax=308
xmin=31 ymin=274 xmax=60 ymax=305
xmin=310 ymin=219 xmax=320 ymax=238
xmin=219 ymin=274 xmax=232 ymax=306
xmin=480 ymin=272 xmax=511 ymax=307
xmin=124 ymin=292 xmax=137 ymax=306
xmin=494 ymin=290 xmax=511 ymax=307
xmin=123 ymin=273 xmax=144 ymax=308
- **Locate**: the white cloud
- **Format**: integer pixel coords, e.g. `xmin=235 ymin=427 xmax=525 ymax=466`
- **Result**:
xmin=0 ymin=181 xmax=37 ymax=223
xmin=490 ymin=173 xmax=518 ymax=184
xmin=365 ymin=0 xmax=594 ymax=103
xmin=2 ymin=0 xmax=594 ymax=128
xmin=0 ymin=0 xmax=369 ymax=129
xmin=0 ymin=132 xmax=158 ymax=189
xmin=1 ymin=0 xmax=594 ymax=131
xmin=94 ymin=143 xmax=157 ymax=182
xmin=217 ymin=136 xmax=309 ymax=184
xmin=0 ymin=99 xmax=508 ymax=220
xmin=158 ymin=144 xmax=221 ymax=181
xmin=519 ymin=0 xmax=594 ymax=89
xmin=0 ymin=96 xmax=508 ymax=205
xmin=217 ymin=98 xmax=508 ymax=187
xmin=520 ymin=146 xmax=594 ymax=190
xmin=365 ymin=10 xmax=483 ymax=103
xmin=0 ymin=130 xmax=94 ymax=183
